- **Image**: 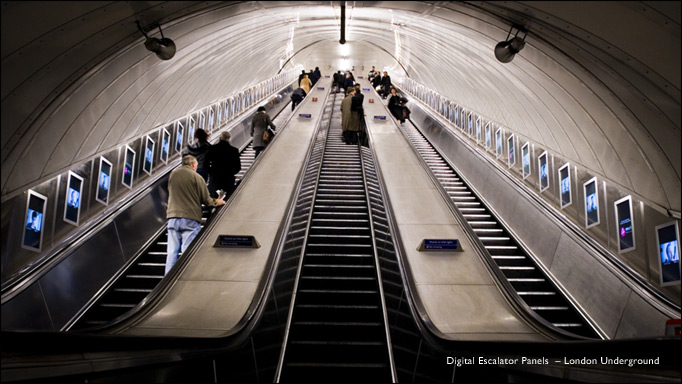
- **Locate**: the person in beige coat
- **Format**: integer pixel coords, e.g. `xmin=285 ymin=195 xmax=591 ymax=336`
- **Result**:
xmin=300 ymin=74 xmax=312 ymax=94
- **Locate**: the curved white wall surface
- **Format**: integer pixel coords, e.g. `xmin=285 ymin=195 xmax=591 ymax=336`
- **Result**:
xmin=2 ymin=1 xmax=679 ymax=215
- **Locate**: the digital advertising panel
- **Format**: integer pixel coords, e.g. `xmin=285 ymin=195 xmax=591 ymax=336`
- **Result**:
xmin=64 ymin=171 xmax=84 ymax=226
xmin=538 ymin=151 xmax=549 ymax=192
xmin=656 ymin=221 xmax=680 ymax=286
xmin=161 ymin=128 xmax=170 ymax=164
xmin=495 ymin=128 xmax=502 ymax=158
xmin=23 ymin=190 xmax=47 ymax=252
xmin=96 ymin=157 xmax=112 ymax=205
xmin=522 ymin=142 xmax=530 ymax=179
xmin=583 ymin=177 xmax=600 ymax=228
xmin=122 ymin=145 xmax=135 ymax=189
xmin=614 ymin=196 xmax=635 ymax=253
xmin=143 ymin=136 xmax=154 ymax=175
xmin=176 ymin=120 xmax=185 ymax=153
xmin=559 ymin=163 xmax=571 ymax=208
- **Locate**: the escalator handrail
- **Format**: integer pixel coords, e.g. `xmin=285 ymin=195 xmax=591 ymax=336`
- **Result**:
xmin=274 ymin=90 xmax=337 ymax=381
xmin=357 ymin=144 xmax=398 ymax=381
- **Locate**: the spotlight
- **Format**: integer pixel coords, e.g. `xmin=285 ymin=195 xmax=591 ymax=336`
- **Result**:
xmin=137 ymin=21 xmax=176 ymax=60
xmin=494 ymin=26 xmax=527 ymax=63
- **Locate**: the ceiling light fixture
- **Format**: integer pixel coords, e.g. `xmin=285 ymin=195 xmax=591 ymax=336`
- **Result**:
xmin=494 ymin=25 xmax=527 ymax=63
xmin=136 ymin=21 xmax=176 ymax=60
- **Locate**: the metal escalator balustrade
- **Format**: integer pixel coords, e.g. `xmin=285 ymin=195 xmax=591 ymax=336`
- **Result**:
xmin=397 ymin=119 xmax=600 ymax=339
xmin=277 ymin=94 xmax=394 ymax=382
xmin=69 ymin=143 xmax=260 ymax=330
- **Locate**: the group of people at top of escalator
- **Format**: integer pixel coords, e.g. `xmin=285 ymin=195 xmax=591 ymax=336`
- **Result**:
xmin=291 ymin=67 xmax=323 ymax=111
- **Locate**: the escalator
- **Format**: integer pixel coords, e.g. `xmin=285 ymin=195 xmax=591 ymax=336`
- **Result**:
xmin=396 ymin=116 xmax=600 ymax=339
xmin=69 ymin=144 xmax=258 ymax=330
xmin=5 ymin=88 xmax=681 ymax=384
xmin=277 ymin=93 xmax=394 ymax=382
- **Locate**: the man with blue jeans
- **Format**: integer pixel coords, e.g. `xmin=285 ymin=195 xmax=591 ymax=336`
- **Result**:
xmin=165 ymin=155 xmax=225 ymax=275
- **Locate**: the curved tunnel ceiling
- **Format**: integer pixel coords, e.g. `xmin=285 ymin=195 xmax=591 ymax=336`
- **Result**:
xmin=1 ymin=1 xmax=680 ymax=213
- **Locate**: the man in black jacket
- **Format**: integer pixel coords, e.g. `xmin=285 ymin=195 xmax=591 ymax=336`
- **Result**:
xmin=291 ymin=87 xmax=307 ymax=110
xmin=206 ymin=131 xmax=242 ymax=198
xmin=380 ymin=71 xmax=391 ymax=99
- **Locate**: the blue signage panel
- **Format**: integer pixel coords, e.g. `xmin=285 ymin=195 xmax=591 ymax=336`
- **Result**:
xmin=424 ymin=239 xmax=459 ymax=250
xmin=299 ymin=113 xmax=312 ymax=119
xmin=324 ymin=75 xmax=330 ymax=78
xmin=418 ymin=239 xmax=461 ymax=251
xmin=374 ymin=115 xmax=387 ymax=120
xmin=317 ymin=87 xmax=325 ymax=90
xmin=215 ymin=235 xmax=260 ymax=248
xmin=362 ymin=88 xmax=371 ymax=92
xmin=357 ymin=76 xmax=364 ymax=79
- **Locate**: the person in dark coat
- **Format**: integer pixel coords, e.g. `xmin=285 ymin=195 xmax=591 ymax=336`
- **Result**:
xmin=387 ymin=87 xmax=403 ymax=123
xmin=308 ymin=69 xmax=317 ymax=85
xmin=352 ymin=84 xmax=365 ymax=117
xmin=368 ymin=66 xmax=376 ymax=82
xmin=291 ymin=87 xmax=307 ymax=110
xmin=332 ymin=71 xmax=340 ymax=93
xmin=350 ymin=85 xmax=365 ymax=145
xmin=313 ymin=67 xmax=322 ymax=84
xmin=251 ymin=106 xmax=276 ymax=158
xmin=206 ymin=131 xmax=241 ymax=198
xmin=341 ymin=87 xmax=356 ymax=144
xmin=372 ymin=72 xmax=382 ymax=90
xmin=183 ymin=128 xmax=211 ymax=181
xmin=380 ymin=71 xmax=392 ymax=99
xmin=298 ymin=70 xmax=307 ymax=87
xmin=400 ymin=97 xmax=411 ymax=122
xmin=342 ymin=73 xmax=354 ymax=94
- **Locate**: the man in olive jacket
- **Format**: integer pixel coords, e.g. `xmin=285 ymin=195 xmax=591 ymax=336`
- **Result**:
xmin=165 ymin=155 xmax=225 ymax=275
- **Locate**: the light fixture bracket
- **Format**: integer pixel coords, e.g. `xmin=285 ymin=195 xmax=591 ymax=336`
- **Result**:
xmin=136 ymin=21 xmax=176 ymax=60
